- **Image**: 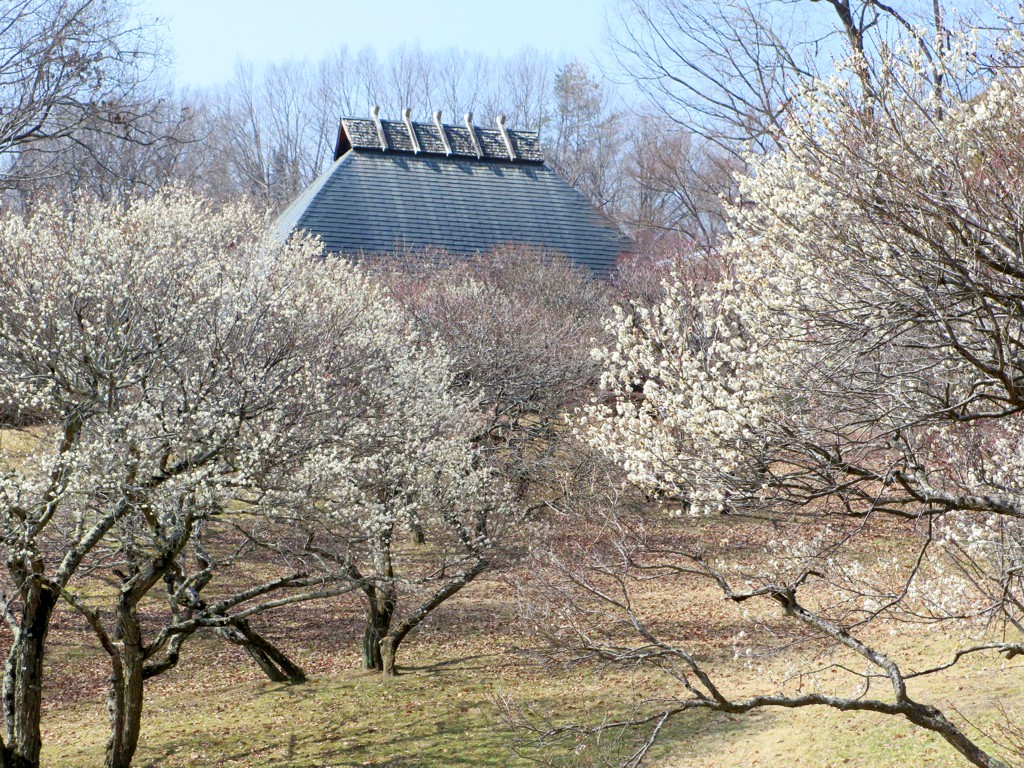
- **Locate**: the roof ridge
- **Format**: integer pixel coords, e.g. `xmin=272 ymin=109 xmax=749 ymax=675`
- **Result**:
xmin=333 ymin=111 xmax=544 ymax=164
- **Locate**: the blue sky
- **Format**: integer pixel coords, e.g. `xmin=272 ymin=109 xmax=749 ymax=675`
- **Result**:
xmin=144 ymin=0 xmax=612 ymax=89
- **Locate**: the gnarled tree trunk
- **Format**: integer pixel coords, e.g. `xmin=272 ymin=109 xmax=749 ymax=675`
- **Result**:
xmin=362 ymin=583 xmax=395 ymax=672
xmin=217 ymin=619 xmax=306 ymax=684
xmin=105 ymin=597 xmax=146 ymax=768
xmin=2 ymin=581 xmax=56 ymax=768
xmin=378 ymin=560 xmax=488 ymax=676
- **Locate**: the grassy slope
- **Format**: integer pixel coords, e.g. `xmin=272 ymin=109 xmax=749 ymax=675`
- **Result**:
xmin=35 ymin=572 xmax=1024 ymax=768
xmin=39 ymin=581 xmax=669 ymax=768
xmin=661 ymin=656 xmax=1021 ymax=768
xmin=2 ymin=418 xmax=1016 ymax=767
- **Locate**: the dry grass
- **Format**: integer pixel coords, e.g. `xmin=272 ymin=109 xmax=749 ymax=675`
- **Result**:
xmin=28 ymin=558 xmax=1024 ymax=768
xmin=36 ymin=578 xmax=688 ymax=768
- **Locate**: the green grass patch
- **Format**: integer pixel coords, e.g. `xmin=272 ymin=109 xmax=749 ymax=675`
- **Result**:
xmin=40 ymin=637 xmax=709 ymax=768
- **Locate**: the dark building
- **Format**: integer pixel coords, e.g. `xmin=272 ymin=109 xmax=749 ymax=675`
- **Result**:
xmin=275 ymin=108 xmax=629 ymax=275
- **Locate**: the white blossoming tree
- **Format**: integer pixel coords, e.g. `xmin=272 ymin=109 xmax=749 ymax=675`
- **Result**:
xmin=264 ymin=282 xmax=520 ymax=677
xmin=0 ymin=191 xmax=348 ymax=768
xmin=0 ymin=190 xmax=507 ymax=767
xmin=572 ymin=22 xmax=1024 ymax=768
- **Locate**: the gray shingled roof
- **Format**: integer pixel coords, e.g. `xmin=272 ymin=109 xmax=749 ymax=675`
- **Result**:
xmin=276 ymin=116 xmax=629 ymax=275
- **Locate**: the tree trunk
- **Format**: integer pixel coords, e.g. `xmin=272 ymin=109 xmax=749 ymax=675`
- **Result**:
xmin=2 ymin=583 xmax=56 ymax=768
xmin=362 ymin=585 xmax=395 ymax=672
xmin=362 ymin=533 xmax=397 ymax=673
xmin=217 ymin=620 xmax=306 ymax=684
xmin=105 ymin=602 xmax=145 ymax=768
xmin=379 ymin=560 xmax=488 ymax=677
xmin=380 ymin=636 xmax=398 ymax=677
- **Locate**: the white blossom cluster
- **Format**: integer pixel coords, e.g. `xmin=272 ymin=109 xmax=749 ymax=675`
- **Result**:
xmin=582 ymin=27 xmax=1024 ymax=623
xmin=0 ymin=187 xmax=505 ymax=605
xmin=0 ymin=191 xmax=302 ymax=577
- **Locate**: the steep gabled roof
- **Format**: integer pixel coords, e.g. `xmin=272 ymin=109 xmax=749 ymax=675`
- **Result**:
xmin=277 ymin=111 xmax=629 ymax=275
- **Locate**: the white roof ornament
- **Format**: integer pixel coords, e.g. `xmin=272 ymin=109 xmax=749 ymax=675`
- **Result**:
xmin=371 ymin=105 xmax=388 ymax=151
xmin=433 ymin=110 xmax=453 ymax=156
xmin=495 ymin=114 xmax=517 ymax=161
xmin=402 ymin=107 xmax=421 ymax=154
xmin=464 ymin=112 xmax=483 ymax=159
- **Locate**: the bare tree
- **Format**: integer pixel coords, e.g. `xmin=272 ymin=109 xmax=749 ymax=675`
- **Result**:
xmin=0 ymin=0 xmax=164 ymax=189
xmin=4 ymin=91 xmax=205 ymax=206
xmin=608 ymin=0 xmax=960 ymax=154
xmin=500 ymin=48 xmax=559 ymax=130
xmin=604 ymin=0 xmax=981 ymax=250
xmin=619 ymin=114 xmax=741 ymax=250
xmin=547 ymin=61 xmax=630 ymax=218
xmin=205 ymin=61 xmax=320 ymax=208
